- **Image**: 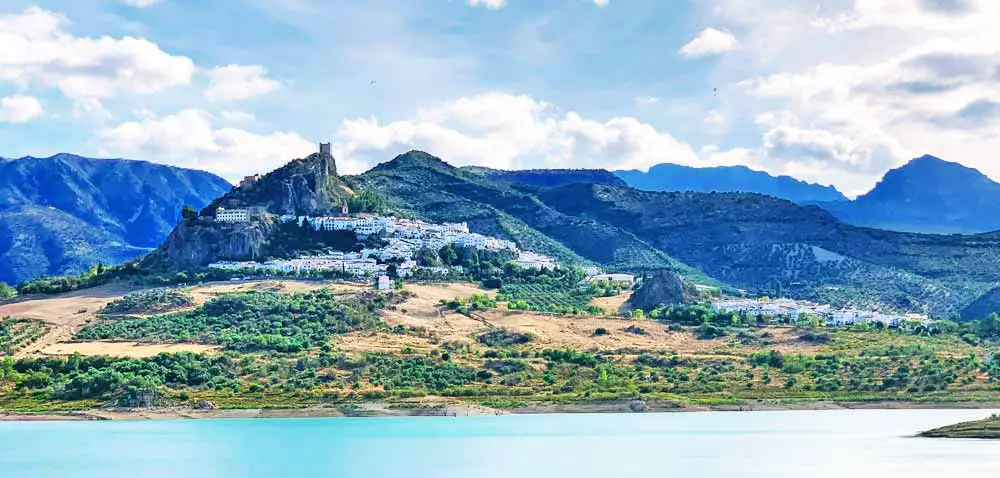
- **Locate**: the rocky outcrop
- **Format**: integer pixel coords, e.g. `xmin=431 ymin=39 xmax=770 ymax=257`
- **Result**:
xmin=625 ymin=270 xmax=702 ymax=311
xmin=158 ymin=216 xmax=278 ymax=268
xmin=208 ymin=152 xmax=351 ymax=216
xmin=150 ymin=151 xmax=354 ymax=269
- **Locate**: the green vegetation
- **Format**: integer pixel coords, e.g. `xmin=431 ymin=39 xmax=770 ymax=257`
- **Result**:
xmin=101 ymin=288 xmax=195 ymax=315
xmin=17 ymin=263 xmax=127 ymax=295
xmin=347 ymin=190 xmax=390 ymax=214
xmin=77 ymin=290 xmax=394 ymax=353
xmin=496 ymin=267 xmax=604 ymax=315
xmin=478 ymin=329 xmax=532 ymax=347
xmin=0 ymin=283 xmax=15 ymax=300
xmin=442 ymin=294 xmax=496 ymax=316
xmin=0 ymin=318 xmax=49 ymax=356
xmin=920 ymin=414 xmax=1000 ymax=439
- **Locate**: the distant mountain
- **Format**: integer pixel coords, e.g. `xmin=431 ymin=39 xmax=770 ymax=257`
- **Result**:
xmin=615 ymin=163 xmax=847 ymax=203
xmin=819 ymin=155 xmax=1000 ymax=234
xmin=0 ymin=154 xmax=231 ymax=285
xmin=462 ymin=166 xmax=627 ymax=189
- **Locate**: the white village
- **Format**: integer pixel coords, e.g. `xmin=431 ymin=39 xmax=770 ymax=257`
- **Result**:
xmin=208 ymin=209 xmax=559 ymax=289
xmin=710 ymin=297 xmax=930 ymax=328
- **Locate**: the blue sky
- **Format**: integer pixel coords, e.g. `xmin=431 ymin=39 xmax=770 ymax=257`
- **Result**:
xmin=2 ymin=0 xmax=1000 ymax=197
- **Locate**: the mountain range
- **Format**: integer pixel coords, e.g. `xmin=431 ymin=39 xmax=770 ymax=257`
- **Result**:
xmin=0 ymin=154 xmax=232 ymax=285
xmin=493 ymin=155 xmax=1000 ymax=235
xmin=142 ymin=148 xmax=1000 ymax=318
xmin=614 ymin=163 xmax=848 ymax=203
xmin=9 ymin=149 xmax=1000 ymax=319
xmin=814 ymin=155 xmax=1000 ymax=234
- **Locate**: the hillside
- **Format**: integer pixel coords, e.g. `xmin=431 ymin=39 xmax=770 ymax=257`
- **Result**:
xmin=154 ymin=149 xmax=353 ymax=269
xmin=819 ymin=155 xmax=1000 ymax=234
xmin=615 ymin=163 xmax=847 ymax=203
xmin=351 ymin=151 xmax=703 ymax=275
xmin=534 ymin=183 xmax=1000 ymax=316
xmin=463 ymin=166 xmax=627 ymax=188
xmin=0 ymin=154 xmax=231 ymax=285
xmin=920 ymin=415 xmax=1000 ymax=439
xmin=961 ymin=288 xmax=1000 ymax=321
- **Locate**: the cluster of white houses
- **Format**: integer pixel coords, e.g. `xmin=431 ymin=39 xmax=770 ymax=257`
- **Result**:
xmin=208 ymin=211 xmax=559 ymax=279
xmin=710 ymin=298 xmax=929 ymax=327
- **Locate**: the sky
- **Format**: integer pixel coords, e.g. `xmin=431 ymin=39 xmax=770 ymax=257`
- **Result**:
xmin=1 ymin=0 xmax=999 ymax=197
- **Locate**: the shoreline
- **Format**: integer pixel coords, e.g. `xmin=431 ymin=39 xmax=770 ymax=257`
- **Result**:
xmin=4 ymin=399 xmax=1000 ymax=422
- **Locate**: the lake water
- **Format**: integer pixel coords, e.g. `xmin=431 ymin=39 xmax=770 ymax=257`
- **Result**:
xmin=1 ymin=409 xmax=998 ymax=477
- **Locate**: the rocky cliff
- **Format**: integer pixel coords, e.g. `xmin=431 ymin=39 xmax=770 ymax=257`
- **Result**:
xmin=208 ymin=152 xmax=351 ymax=216
xmin=625 ymin=270 xmax=703 ymax=311
xmin=158 ymin=216 xmax=278 ymax=268
xmin=151 ymin=150 xmax=353 ymax=269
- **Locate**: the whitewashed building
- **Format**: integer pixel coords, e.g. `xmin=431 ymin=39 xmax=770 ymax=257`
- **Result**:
xmin=216 ymin=207 xmax=250 ymax=223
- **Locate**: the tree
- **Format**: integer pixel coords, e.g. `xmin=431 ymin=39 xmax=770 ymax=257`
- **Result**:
xmin=181 ymin=205 xmax=198 ymax=220
xmin=0 ymin=282 xmax=14 ymax=300
xmin=439 ymin=244 xmax=458 ymax=266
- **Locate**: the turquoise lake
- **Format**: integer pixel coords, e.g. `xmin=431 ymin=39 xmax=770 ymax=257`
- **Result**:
xmin=1 ymin=409 xmax=998 ymax=477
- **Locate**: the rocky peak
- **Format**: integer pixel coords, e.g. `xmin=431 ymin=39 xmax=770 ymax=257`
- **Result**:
xmin=207 ymin=150 xmax=351 ymax=217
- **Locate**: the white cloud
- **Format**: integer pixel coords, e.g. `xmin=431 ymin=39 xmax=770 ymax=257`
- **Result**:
xmin=99 ymin=109 xmax=313 ymax=180
xmin=679 ymin=28 xmax=740 ymax=58
xmin=466 ymin=0 xmax=506 ymax=9
xmin=73 ymin=99 xmax=112 ymax=120
xmin=0 ymin=95 xmax=44 ymax=123
xmin=204 ymin=65 xmax=281 ymax=102
xmin=0 ymin=7 xmax=195 ymax=101
xmin=330 ymin=92 xmax=703 ymax=173
xmin=220 ymin=110 xmax=256 ymax=122
xmin=688 ymin=0 xmax=1000 ymax=195
xmin=121 ymin=0 xmax=163 ymax=7
xmin=594 ymin=0 xmax=610 ymax=6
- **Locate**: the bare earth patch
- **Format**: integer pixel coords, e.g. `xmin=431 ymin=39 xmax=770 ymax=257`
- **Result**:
xmin=333 ymin=331 xmax=439 ymax=353
xmin=187 ymin=280 xmax=366 ymax=306
xmin=590 ymin=292 xmax=632 ymax=315
xmin=374 ymin=283 xmax=735 ymax=354
xmin=0 ymin=284 xmax=134 ymax=358
xmin=39 ymin=342 xmax=220 ymax=358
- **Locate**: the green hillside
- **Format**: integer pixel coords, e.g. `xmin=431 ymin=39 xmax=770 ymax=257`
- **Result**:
xmin=534 ymin=183 xmax=1000 ymax=316
xmin=350 ymin=151 xmax=704 ymax=278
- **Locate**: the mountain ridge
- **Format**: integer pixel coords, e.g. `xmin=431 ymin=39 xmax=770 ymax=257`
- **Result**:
xmin=0 ymin=154 xmax=232 ymax=285
xmin=820 ymin=155 xmax=1000 ymax=234
xmin=615 ymin=163 xmax=848 ymax=203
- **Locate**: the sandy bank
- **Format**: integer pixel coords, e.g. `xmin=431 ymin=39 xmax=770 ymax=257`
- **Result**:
xmin=5 ymin=400 xmax=1000 ymax=422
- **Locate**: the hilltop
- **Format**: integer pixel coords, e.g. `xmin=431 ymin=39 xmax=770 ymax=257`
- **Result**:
xmin=820 ymin=155 xmax=1000 ymax=234
xmin=0 ymin=154 xmax=231 ymax=285
xmin=152 ymin=146 xmax=354 ymax=269
xmin=615 ymin=163 xmax=847 ymax=203
xmin=463 ymin=166 xmax=627 ymax=189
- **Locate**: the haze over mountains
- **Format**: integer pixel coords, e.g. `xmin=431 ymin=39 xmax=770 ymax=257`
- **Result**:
xmin=0 ymin=154 xmax=232 ymax=285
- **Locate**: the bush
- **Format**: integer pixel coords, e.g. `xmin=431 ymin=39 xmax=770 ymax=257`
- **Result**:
xmin=695 ymin=324 xmax=726 ymax=340
xmin=477 ymin=329 xmax=532 ymax=347
xmin=593 ymin=327 xmax=609 ymax=336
